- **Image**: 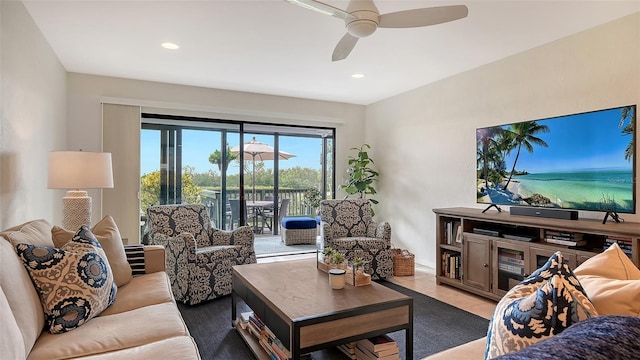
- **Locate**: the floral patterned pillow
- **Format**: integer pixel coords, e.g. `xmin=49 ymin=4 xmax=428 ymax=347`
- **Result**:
xmin=15 ymin=226 xmax=117 ymax=334
xmin=484 ymin=252 xmax=598 ymax=359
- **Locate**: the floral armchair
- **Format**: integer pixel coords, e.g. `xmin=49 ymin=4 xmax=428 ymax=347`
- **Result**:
xmin=320 ymin=199 xmax=393 ymax=280
xmin=146 ymin=204 xmax=256 ymax=305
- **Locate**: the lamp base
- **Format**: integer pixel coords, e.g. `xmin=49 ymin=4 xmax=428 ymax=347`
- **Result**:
xmin=62 ymin=190 xmax=92 ymax=230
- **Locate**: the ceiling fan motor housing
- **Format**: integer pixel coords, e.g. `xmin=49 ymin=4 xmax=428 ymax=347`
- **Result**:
xmin=345 ymin=10 xmax=379 ymax=38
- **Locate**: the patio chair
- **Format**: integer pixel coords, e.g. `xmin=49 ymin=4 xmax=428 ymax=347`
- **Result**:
xmin=146 ymin=204 xmax=256 ymax=305
xmin=320 ymin=199 xmax=393 ymax=280
xmin=263 ymin=198 xmax=291 ymax=234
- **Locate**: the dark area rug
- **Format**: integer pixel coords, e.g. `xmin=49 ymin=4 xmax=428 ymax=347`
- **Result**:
xmin=178 ymin=281 xmax=490 ymax=360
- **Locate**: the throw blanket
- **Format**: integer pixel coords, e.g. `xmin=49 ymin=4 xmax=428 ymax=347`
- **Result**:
xmin=497 ymin=315 xmax=640 ymax=359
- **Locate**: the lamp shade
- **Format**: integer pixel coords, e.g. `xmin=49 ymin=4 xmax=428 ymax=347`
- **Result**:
xmin=48 ymin=151 xmax=114 ymax=189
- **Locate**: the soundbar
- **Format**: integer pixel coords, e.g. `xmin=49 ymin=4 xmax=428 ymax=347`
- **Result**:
xmin=510 ymin=206 xmax=578 ymax=220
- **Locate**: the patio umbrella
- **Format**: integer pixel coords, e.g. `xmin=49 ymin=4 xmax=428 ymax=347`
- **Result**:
xmin=230 ymin=137 xmax=295 ymax=201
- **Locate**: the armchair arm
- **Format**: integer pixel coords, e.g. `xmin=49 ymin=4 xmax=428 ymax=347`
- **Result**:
xmin=210 ymin=226 xmax=254 ymax=247
xmin=321 ymin=222 xmax=334 ymax=248
xmin=367 ymin=221 xmax=391 ymax=244
xmin=146 ymin=232 xmax=196 ymax=302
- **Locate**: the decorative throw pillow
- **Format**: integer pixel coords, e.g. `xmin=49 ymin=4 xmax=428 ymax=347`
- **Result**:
xmin=574 ymin=243 xmax=640 ymax=316
xmin=16 ymin=226 xmax=117 ymax=334
xmin=52 ymin=215 xmax=133 ymax=287
xmin=484 ymin=252 xmax=598 ymax=359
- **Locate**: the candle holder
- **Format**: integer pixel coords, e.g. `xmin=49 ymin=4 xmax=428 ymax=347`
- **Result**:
xmin=328 ymin=269 xmax=346 ymax=289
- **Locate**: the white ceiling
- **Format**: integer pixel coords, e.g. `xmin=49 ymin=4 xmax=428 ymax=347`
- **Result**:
xmin=23 ymin=0 xmax=640 ymax=105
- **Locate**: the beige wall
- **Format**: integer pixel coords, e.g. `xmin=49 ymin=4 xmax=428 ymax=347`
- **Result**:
xmin=0 ymin=1 xmax=67 ymax=230
xmin=67 ymin=73 xmax=366 ymax=241
xmin=367 ymin=12 xmax=640 ymax=268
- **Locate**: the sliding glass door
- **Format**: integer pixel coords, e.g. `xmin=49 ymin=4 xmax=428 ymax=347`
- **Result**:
xmin=141 ymin=115 xmax=334 ymax=235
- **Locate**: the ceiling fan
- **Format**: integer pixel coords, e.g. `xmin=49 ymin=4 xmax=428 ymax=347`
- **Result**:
xmin=285 ymin=0 xmax=469 ymax=61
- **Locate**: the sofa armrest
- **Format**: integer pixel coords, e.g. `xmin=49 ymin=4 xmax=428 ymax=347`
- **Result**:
xmin=143 ymin=245 xmax=166 ymax=273
xmin=123 ymin=244 xmax=167 ymax=274
xmin=423 ymin=337 xmax=486 ymax=359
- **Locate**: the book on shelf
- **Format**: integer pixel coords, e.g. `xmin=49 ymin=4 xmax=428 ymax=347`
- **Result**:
xmin=455 ymin=223 xmax=463 ymax=244
xmin=355 ymin=341 xmax=399 ymax=360
xmin=356 ymin=335 xmax=397 ymax=353
xmin=545 ymin=237 xmax=587 ymax=246
xmin=499 ymin=256 xmax=525 ymax=266
xmin=441 ymin=251 xmax=461 ymax=279
xmin=336 ymin=343 xmax=357 ymax=359
xmin=237 ymin=311 xmax=253 ymax=329
xmin=545 ymin=230 xmax=584 ymax=240
xmin=444 ymin=220 xmax=462 ymax=245
xmin=499 ymin=248 xmax=524 ymax=259
xmin=498 ymin=262 xmax=525 ymax=275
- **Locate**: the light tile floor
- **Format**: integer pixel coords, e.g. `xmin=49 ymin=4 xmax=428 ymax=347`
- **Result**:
xmin=258 ymin=254 xmax=497 ymax=320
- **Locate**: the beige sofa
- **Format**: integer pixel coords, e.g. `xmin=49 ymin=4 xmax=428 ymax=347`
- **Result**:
xmin=0 ymin=219 xmax=200 ymax=360
xmin=425 ymin=243 xmax=640 ymax=359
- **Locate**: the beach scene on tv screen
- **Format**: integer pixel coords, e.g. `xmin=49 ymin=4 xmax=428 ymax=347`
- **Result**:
xmin=477 ymin=106 xmax=635 ymax=213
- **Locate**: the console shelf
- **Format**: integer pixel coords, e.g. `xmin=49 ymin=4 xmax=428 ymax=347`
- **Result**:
xmin=433 ymin=207 xmax=639 ymax=301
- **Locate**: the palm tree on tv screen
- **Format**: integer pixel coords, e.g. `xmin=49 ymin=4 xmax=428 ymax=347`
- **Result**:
xmin=618 ymin=106 xmax=635 ymax=162
xmin=503 ymin=121 xmax=549 ymax=190
xmin=477 ymin=126 xmax=502 ymax=189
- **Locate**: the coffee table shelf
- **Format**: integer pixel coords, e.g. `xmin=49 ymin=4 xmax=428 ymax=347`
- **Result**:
xmin=232 ymin=259 xmax=413 ymax=360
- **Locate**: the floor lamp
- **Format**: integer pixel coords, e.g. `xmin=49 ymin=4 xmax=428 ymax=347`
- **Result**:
xmin=48 ymin=151 xmax=114 ymax=230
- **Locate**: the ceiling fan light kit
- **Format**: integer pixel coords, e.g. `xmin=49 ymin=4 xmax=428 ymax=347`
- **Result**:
xmin=285 ymin=0 xmax=469 ymax=61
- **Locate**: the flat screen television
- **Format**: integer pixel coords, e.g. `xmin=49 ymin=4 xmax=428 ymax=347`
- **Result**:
xmin=476 ymin=105 xmax=636 ymax=219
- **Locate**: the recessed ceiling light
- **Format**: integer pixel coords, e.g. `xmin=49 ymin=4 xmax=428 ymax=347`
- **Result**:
xmin=351 ymin=73 xmax=365 ymax=79
xmin=161 ymin=42 xmax=180 ymax=50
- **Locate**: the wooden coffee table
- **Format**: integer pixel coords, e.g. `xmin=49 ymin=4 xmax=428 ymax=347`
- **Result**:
xmin=232 ymin=259 xmax=413 ymax=360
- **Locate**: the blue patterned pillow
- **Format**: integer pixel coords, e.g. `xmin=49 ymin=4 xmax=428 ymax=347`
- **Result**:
xmin=16 ymin=226 xmax=117 ymax=334
xmin=484 ymin=252 xmax=598 ymax=359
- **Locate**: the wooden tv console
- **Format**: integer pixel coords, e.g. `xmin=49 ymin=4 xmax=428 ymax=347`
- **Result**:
xmin=433 ymin=207 xmax=639 ymax=301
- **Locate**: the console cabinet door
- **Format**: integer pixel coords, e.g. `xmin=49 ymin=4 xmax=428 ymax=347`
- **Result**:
xmin=529 ymin=246 xmax=577 ymax=274
xmin=493 ymin=240 xmax=530 ymax=297
xmin=463 ymin=234 xmax=491 ymax=292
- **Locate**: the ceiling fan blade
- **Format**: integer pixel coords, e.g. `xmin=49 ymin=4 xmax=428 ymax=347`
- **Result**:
xmin=284 ymin=0 xmax=356 ymax=21
xmin=332 ymin=33 xmax=359 ymax=61
xmin=379 ymin=5 xmax=468 ymax=28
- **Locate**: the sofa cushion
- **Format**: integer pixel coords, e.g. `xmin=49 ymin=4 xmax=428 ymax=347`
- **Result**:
xmin=495 ymin=315 xmax=640 ymax=360
xmin=0 ymin=237 xmax=45 ymax=355
xmin=99 ymin=271 xmax=174 ymax=316
xmin=0 ymin=286 xmax=27 ymax=359
xmin=574 ymin=243 xmax=640 ymax=316
xmin=485 ymin=252 xmax=597 ymax=359
xmin=16 ymin=226 xmax=117 ymax=334
xmin=28 ymin=302 xmax=190 ymax=360
xmin=70 ymin=336 xmax=200 ymax=360
xmin=52 ymin=215 xmax=133 ymax=287
xmin=1 ymin=219 xmax=54 ymax=247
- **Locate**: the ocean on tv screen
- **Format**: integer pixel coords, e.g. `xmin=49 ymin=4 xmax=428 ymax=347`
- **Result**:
xmin=479 ymin=169 xmax=634 ymax=213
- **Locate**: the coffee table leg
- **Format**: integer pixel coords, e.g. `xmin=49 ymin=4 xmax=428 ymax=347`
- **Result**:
xmin=231 ymin=290 xmax=237 ymax=327
xmin=407 ymin=302 xmax=414 ymax=360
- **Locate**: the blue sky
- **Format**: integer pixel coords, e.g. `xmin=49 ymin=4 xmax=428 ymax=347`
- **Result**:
xmin=141 ymin=131 xmax=324 ymax=175
xmin=500 ymin=107 xmax=633 ymax=174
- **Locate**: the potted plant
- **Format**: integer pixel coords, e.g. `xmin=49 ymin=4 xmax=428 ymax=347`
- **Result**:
xmin=352 ymin=257 xmax=366 ymax=276
xmin=340 ymin=144 xmax=379 ymax=214
xmin=323 ymin=246 xmax=334 ymax=264
xmin=208 ymin=146 xmax=238 ymax=172
xmin=330 ymin=251 xmax=346 ymax=270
